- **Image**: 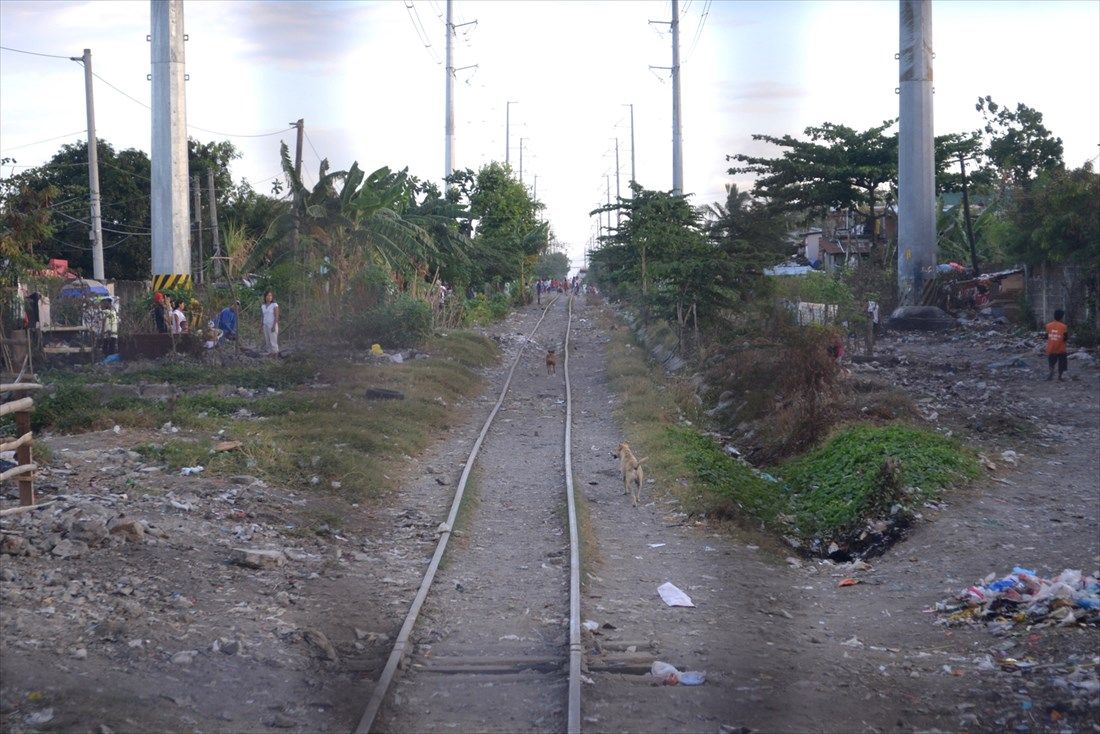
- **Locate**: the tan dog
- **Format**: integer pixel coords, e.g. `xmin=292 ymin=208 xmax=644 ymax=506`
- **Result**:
xmin=546 ymin=349 xmax=557 ymax=375
xmin=614 ymin=442 xmax=648 ymax=506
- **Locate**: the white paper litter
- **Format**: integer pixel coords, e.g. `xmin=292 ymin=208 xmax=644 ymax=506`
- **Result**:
xmin=179 ymin=466 xmax=204 ymax=476
xmin=657 ymin=581 xmax=694 ymax=607
xmin=648 ymin=543 xmax=666 ymax=548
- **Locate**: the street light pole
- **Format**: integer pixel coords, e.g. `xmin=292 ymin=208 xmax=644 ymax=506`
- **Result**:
xmin=505 ymin=100 xmax=517 ymax=168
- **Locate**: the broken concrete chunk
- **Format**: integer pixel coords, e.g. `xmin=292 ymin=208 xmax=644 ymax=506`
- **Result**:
xmin=51 ymin=539 xmax=89 ymax=559
xmin=231 ymin=548 xmax=287 ymax=569
xmin=107 ymin=517 xmax=145 ymax=543
xmin=303 ymin=628 xmax=339 ymax=661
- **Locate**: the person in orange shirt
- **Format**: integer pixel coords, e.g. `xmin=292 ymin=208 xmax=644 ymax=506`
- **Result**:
xmin=1044 ymin=309 xmax=1069 ymax=381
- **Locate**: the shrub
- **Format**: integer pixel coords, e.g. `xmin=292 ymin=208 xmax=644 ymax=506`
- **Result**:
xmin=356 ymin=294 xmax=433 ymax=347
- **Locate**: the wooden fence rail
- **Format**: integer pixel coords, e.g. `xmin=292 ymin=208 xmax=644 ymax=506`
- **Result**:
xmin=1 ymin=382 xmax=40 ymax=506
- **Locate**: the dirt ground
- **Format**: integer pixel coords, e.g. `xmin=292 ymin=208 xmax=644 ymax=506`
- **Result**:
xmin=2 ymin=296 xmax=1097 ymax=733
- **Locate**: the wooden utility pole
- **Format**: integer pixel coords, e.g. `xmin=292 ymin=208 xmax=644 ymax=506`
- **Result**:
xmin=191 ymin=174 xmax=203 ymax=283
xmin=206 ymin=169 xmax=221 ymax=279
xmin=958 ymin=152 xmax=979 ymax=275
xmin=290 ymin=118 xmax=303 ymax=255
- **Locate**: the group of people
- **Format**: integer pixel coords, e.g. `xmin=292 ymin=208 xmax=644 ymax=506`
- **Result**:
xmin=151 ymin=289 xmax=281 ymax=355
xmin=534 ymin=277 xmax=590 ymax=305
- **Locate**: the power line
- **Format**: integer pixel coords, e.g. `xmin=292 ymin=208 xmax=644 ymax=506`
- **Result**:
xmin=304 ymin=131 xmax=323 ymax=167
xmin=87 ymin=67 xmax=294 ymax=138
xmin=0 ymin=45 xmax=71 ymax=60
xmin=0 ymin=130 xmax=88 ymax=155
xmin=684 ymin=0 xmax=711 ymax=63
xmin=404 ymin=1 xmax=443 ymax=65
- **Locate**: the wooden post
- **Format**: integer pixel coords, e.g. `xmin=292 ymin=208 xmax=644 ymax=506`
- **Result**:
xmin=15 ymin=409 xmax=33 ymax=506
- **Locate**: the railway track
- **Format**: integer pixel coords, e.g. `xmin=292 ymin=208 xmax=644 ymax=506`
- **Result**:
xmin=355 ymin=292 xmax=583 ymax=734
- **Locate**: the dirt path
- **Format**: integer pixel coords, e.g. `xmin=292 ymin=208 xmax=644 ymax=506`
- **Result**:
xmin=375 ymin=296 xmax=574 ymax=733
xmin=570 ymin=296 xmax=1099 ymax=733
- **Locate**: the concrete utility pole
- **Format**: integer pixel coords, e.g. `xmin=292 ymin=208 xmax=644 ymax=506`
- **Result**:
xmin=671 ymin=0 xmax=683 ymax=195
xmin=605 ymin=175 xmax=611 ymax=237
xmin=897 ymin=0 xmax=936 ymax=307
xmin=76 ymin=49 xmax=105 ymax=281
xmin=533 ymin=174 xmax=538 ymax=201
xmin=150 ymin=0 xmax=191 ymax=283
xmin=505 ymin=100 xmax=517 ymax=167
xmin=444 ymin=0 xmax=455 ymax=181
xmin=625 ymin=103 xmax=636 ymax=187
xmin=207 ymin=168 xmax=222 ymax=279
xmin=614 ymin=137 xmax=622 ymax=227
xmin=290 ymin=118 xmax=303 ymax=254
xmin=519 ymin=137 xmax=525 ymax=185
xmin=191 ymin=174 xmax=203 ymax=283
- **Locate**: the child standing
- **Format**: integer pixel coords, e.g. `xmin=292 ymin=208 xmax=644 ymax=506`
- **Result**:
xmin=261 ymin=290 xmax=280 ymax=356
xmin=1044 ymin=309 xmax=1069 ymax=381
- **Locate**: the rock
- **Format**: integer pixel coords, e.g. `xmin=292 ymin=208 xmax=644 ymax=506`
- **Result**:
xmin=70 ymin=517 xmax=109 ymax=545
xmin=170 ymin=650 xmax=197 ymax=665
xmin=0 ymin=566 xmax=17 ymax=581
xmin=213 ymin=637 xmax=240 ymax=655
xmin=94 ymin=619 xmax=128 ymax=640
xmin=231 ymin=548 xmax=287 ymax=569
xmin=1 ymin=535 xmax=28 ymax=556
xmin=71 ymin=647 xmax=88 ymax=660
xmin=108 ymin=516 xmax=145 ymax=543
xmin=274 ymin=591 xmax=291 ymax=606
xmin=230 ymin=475 xmax=259 ymax=485
xmin=434 ymin=476 xmax=452 ymax=486
xmin=25 ymin=708 xmax=54 ymax=726
xmin=303 ymin=628 xmax=338 ymax=661
xmin=51 ymin=539 xmax=90 ymax=559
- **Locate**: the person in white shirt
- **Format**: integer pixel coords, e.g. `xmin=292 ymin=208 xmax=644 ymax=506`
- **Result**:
xmin=261 ymin=289 xmax=280 ymax=355
xmin=170 ymin=300 xmax=188 ymax=334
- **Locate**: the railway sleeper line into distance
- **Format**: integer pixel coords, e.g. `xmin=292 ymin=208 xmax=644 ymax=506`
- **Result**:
xmin=356 ymin=292 xmax=584 ymax=734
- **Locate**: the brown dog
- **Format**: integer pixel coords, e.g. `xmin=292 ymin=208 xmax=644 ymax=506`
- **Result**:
xmin=614 ymin=442 xmax=648 ymax=506
xmin=546 ymin=349 xmax=557 ymax=375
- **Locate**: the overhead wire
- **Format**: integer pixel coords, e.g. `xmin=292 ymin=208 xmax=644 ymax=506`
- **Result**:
xmin=0 ymin=45 xmax=71 ymax=60
xmin=684 ymin=0 xmax=712 ymax=63
xmin=0 ymin=130 xmax=88 ymax=155
xmin=86 ymin=66 xmax=294 ymax=138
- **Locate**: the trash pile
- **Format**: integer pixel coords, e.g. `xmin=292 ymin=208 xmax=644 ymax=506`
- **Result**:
xmin=933 ymin=567 xmax=1100 ymax=631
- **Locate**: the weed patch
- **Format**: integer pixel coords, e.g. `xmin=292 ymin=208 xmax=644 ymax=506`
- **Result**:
xmin=778 ymin=424 xmax=980 ymax=541
xmin=602 ymin=306 xmax=980 ymax=558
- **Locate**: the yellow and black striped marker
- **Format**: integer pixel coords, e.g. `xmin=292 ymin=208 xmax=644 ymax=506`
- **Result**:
xmin=151 ymin=273 xmax=193 ymax=292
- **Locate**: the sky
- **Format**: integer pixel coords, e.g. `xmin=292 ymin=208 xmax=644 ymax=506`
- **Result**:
xmin=1 ymin=0 xmax=1098 ymax=275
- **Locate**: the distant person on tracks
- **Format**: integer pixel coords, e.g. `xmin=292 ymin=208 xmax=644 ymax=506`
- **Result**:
xmin=1044 ymin=309 xmax=1069 ymax=381
xmin=216 ymin=300 xmax=239 ymax=343
xmin=536 ymin=279 xmax=544 ymax=306
xmin=99 ymin=297 xmax=118 ymax=356
xmin=261 ymin=289 xmax=280 ymax=356
xmin=170 ymin=299 xmax=188 ymax=334
xmin=153 ymin=292 xmax=169 ymax=333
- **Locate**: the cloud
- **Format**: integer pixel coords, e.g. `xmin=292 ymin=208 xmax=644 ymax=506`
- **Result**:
xmin=224 ymin=0 xmax=374 ymax=70
xmin=725 ymin=81 xmax=807 ymax=102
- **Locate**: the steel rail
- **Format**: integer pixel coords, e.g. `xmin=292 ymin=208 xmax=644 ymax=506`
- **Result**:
xmin=563 ymin=291 xmax=582 ymax=734
xmin=354 ymin=293 xmax=565 ymax=734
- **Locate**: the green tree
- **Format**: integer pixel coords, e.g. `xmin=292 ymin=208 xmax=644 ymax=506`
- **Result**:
xmin=535 ymin=250 xmax=570 ymax=280
xmin=592 ymin=184 xmax=736 ymax=345
xmin=728 ymin=120 xmax=898 ymax=238
xmin=976 ymin=97 xmax=1064 ymax=189
xmin=1003 ymin=163 xmax=1099 ymax=270
xmin=463 ymin=162 xmax=547 ymax=290
xmin=703 ymin=183 xmax=791 ymax=297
